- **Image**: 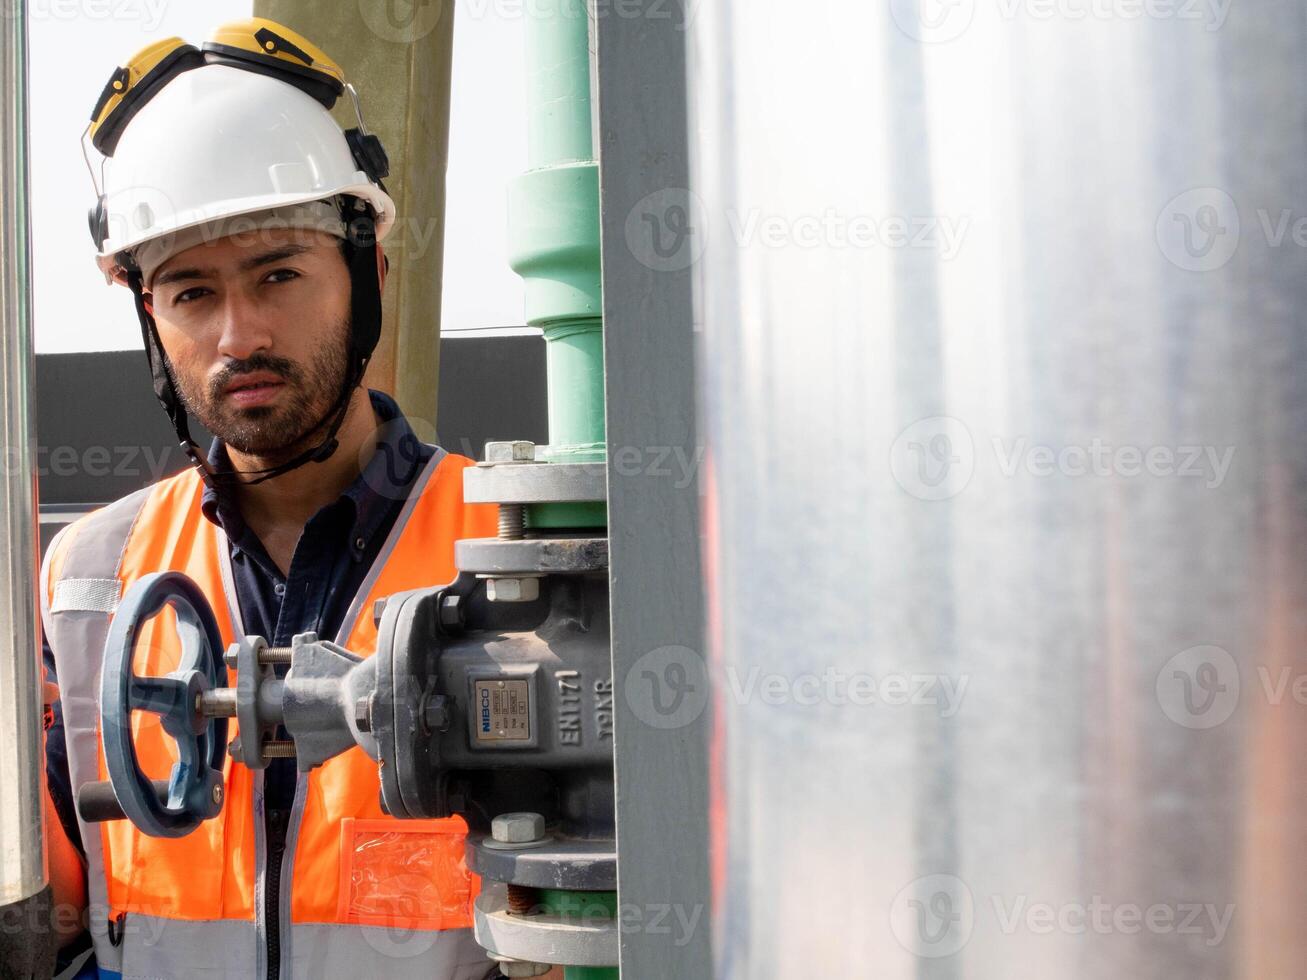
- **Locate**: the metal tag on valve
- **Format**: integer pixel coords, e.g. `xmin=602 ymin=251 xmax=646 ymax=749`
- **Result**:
xmin=471 ymin=677 xmax=533 ymax=744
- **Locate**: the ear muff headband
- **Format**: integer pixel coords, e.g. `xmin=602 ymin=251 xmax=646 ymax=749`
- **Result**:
xmin=90 ymin=19 xmax=351 ymax=159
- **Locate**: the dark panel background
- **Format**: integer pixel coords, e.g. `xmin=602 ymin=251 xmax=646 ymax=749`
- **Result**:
xmin=35 ymin=335 xmax=545 ymax=550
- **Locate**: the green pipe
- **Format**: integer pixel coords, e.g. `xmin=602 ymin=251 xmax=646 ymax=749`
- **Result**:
xmin=524 ymin=0 xmax=594 ymax=167
xmin=509 ymin=0 xmax=607 ymax=506
xmin=539 ymin=889 xmax=619 ymax=980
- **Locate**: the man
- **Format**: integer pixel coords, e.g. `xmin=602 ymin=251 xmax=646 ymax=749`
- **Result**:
xmin=40 ymin=19 xmax=510 ymax=979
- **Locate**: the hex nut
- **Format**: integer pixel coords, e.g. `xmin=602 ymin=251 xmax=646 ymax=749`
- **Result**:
xmin=491 ymin=811 xmax=546 ymax=845
xmin=484 ymin=441 xmax=536 ymax=464
xmin=486 ymin=577 xmax=541 ymax=603
xmin=439 ymin=593 xmax=463 ymax=627
xmin=495 ymin=960 xmax=551 ymax=978
xmin=422 ymin=694 xmax=450 ymax=733
xmin=354 ymin=695 xmax=372 ymax=733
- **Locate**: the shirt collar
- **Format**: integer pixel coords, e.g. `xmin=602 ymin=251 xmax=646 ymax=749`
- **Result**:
xmin=200 ymin=390 xmax=428 ymax=558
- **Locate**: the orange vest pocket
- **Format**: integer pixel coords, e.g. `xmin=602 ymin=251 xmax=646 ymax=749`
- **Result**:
xmin=335 ymin=817 xmax=478 ymax=931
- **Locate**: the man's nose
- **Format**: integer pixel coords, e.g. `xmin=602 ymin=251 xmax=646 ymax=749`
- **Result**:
xmin=214 ymin=291 xmax=275 ymax=361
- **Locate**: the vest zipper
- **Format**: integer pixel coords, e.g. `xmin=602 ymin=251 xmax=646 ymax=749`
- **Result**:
xmin=265 ymin=806 xmax=290 ymax=980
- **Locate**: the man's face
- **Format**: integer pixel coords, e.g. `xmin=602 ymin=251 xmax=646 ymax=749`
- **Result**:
xmin=146 ymin=229 xmax=352 ymax=460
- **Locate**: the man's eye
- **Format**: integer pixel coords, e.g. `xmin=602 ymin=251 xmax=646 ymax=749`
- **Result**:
xmin=265 ymin=269 xmax=300 ymax=284
xmin=175 ymin=287 xmax=210 ymax=305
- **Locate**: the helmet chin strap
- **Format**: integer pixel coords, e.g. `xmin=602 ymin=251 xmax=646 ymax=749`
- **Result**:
xmin=126 ymin=199 xmax=383 ymax=493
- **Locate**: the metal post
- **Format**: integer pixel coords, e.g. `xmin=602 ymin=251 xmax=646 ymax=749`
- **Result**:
xmin=0 ymin=0 xmax=52 ymax=974
xmin=594 ymin=1 xmax=711 ymax=977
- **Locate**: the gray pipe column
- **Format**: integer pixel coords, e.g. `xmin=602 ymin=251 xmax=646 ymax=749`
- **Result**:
xmin=0 ymin=0 xmax=53 ymax=975
xmin=690 ymin=2 xmax=1307 ymax=977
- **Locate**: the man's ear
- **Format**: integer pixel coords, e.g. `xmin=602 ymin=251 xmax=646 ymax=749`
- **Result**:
xmin=143 ymin=293 xmax=154 ymax=316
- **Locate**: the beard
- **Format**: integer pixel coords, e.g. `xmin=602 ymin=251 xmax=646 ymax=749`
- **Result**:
xmin=171 ymin=316 xmax=352 ymax=463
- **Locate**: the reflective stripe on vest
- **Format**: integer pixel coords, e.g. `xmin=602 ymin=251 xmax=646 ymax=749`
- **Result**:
xmin=43 ymin=450 xmax=502 ymax=979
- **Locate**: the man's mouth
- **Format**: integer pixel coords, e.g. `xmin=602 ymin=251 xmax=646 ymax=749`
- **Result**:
xmin=223 ymin=372 xmax=286 ymax=408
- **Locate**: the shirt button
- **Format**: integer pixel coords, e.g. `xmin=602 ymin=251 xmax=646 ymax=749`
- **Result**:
xmin=354 ymin=536 xmax=365 ymax=551
xmin=274 ymin=583 xmax=286 ymax=597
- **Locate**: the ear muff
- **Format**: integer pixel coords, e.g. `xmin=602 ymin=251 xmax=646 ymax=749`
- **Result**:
xmin=346 ymin=128 xmax=390 ymax=185
xmin=89 ymin=38 xmax=204 ymax=157
xmin=202 ymin=18 xmax=345 ymax=110
xmin=87 ymin=195 xmax=109 ymax=251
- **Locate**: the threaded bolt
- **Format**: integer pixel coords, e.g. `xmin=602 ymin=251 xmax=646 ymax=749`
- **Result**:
xmin=261 ymin=740 xmax=296 ymax=759
xmin=498 ymin=503 xmax=525 ymax=540
xmin=506 ymin=884 xmax=541 ymax=916
xmin=259 ymin=647 xmax=293 ymax=666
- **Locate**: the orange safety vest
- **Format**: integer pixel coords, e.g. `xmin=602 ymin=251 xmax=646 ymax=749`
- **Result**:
xmin=41 ymin=448 xmax=502 ymax=980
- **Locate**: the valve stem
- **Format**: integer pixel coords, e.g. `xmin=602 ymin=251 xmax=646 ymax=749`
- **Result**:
xmin=260 ymin=646 xmax=293 ymax=665
xmin=261 ymin=740 xmax=296 ymax=759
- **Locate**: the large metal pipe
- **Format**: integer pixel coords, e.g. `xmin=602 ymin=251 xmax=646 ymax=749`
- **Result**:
xmin=0 ymin=0 xmax=46 ymax=917
xmin=691 ymin=2 xmax=1307 ymax=977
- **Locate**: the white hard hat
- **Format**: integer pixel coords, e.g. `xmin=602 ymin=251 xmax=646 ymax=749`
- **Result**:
xmin=86 ymin=20 xmax=395 ymax=279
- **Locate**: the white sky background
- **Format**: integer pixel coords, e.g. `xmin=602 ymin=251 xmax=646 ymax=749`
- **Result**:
xmin=30 ymin=1 xmax=529 ymax=353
